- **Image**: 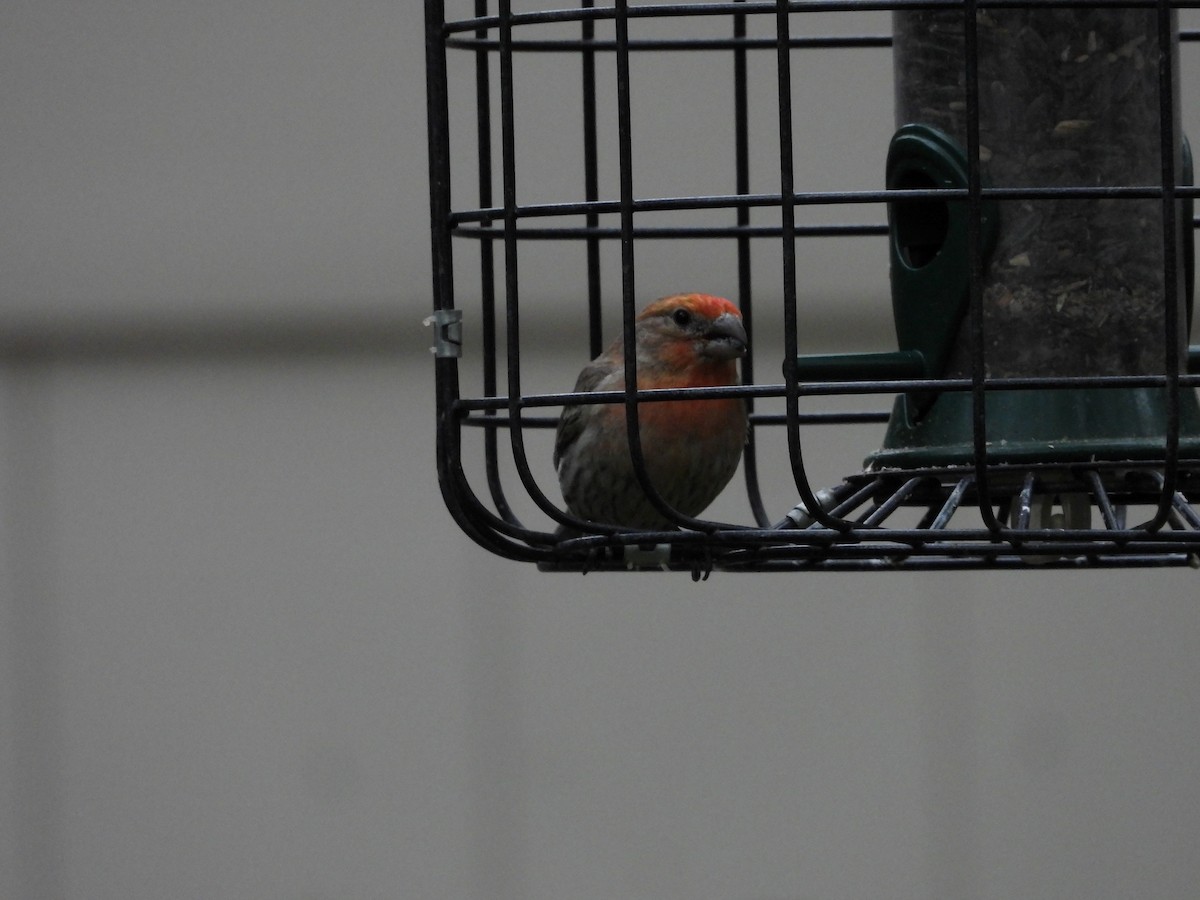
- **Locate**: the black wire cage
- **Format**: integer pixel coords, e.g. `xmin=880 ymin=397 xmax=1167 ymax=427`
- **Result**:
xmin=425 ymin=0 xmax=1200 ymax=573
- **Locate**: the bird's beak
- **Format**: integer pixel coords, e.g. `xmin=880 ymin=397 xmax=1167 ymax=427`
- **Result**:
xmin=702 ymin=312 xmax=748 ymax=360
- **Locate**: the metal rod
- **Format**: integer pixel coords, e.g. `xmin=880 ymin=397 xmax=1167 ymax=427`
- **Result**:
xmin=451 ymin=222 xmax=887 ymax=239
xmin=443 ymin=2 xmax=1200 ymax=36
xmin=962 ymin=0 xmax=1004 ymax=535
xmin=497 ymin=0 xmax=583 ymax=532
xmin=734 ymin=0 xmax=772 ymax=528
xmin=427 ymin=1 xmax=550 ymax=563
xmin=928 ymin=475 xmax=973 ymax=530
xmin=1085 ymin=469 xmax=1122 ymax=531
xmin=446 ymin=27 xmax=1200 ymax=51
xmin=611 ymin=0 xmax=711 ymax=531
xmin=1147 ymin=0 xmax=1183 ymax=531
xmin=1012 ymin=471 xmax=1037 ymax=530
xmin=581 ymin=0 xmax=604 ymax=359
xmin=446 ymin=34 xmax=895 ymax=51
xmin=448 ymin=183 xmax=1196 ymax=226
xmin=774 ymin=0 xmax=851 ymax=531
xmin=861 ymin=477 xmax=928 ymax=526
xmin=474 ymin=0 xmax=519 ymax=526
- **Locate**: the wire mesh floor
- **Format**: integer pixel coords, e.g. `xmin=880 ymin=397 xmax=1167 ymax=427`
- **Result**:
xmin=536 ymin=461 xmax=1200 ymax=574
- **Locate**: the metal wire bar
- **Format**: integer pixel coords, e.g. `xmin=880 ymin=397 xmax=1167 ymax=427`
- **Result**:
xmin=961 ymin=0 xmax=1004 ymax=536
xmin=612 ymin=0 xmax=648 ymax=525
xmin=447 ymin=29 xmax=1200 ymax=51
xmin=538 ymin=553 xmax=1197 ymax=572
xmin=451 ymin=222 xmax=888 ymax=239
xmin=750 ymin=410 xmax=892 ymax=425
xmin=827 ymin=477 xmax=892 ymax=521
xmin=551 ymin=518 xmax=1200 ymax=554
xmin=426 ymin=0 xmax=455 ymax=322
xmin=496 ymin=1 xmax=592 ymax=536
xmin=594 ymin=1 xmax=747 ymax=534
xmin=908 ymin=499 xmax=946 ymax=532
xmin=550 ymin=518 xmax=1200 ymax=552
xmin=928 ymin=474 xmax=973 ymax=530
xmin=1147 ymin=469 xmax=1200 ymax=529
xmin=459 ymin=409 xmax=893 ymax=429
xmin=1011 ymin=471 xmax=1037 ymax=531
xmin=472 ymin=0 xmax=521 ymax=527
xmin=710 ymin=552 xmax=1200 ymax=572
xmin=1172 ymin=490 xmax=1200 ymax=529
xmin=541 ymin=544 xmax=1200 ymax=573
xmin=430 ymin=1 xmax=523 ymax=559
xmin=581 ymin=0 xmax=604 ymax=360
xmin=448 ymin=184 xmax=1200 ymax=227
xmin=740 ymin=521 xmax=1200 ymax=547
xmin=444 ymin=1 xmax=1200 ymax=36
xmin=774 ymin=0 xmax=851 ymax=531
xmin=426 ymin=0 xmax=555 ymax=562
xmin=447 ymin=35 xmax=895 ymax=52
xmin=734 ymin=0 xmax=773 ymax=528
xmin=860 ymin=476 xmax=930 ymax=526
xmin=611 ymin=0 xmax=699 ymax=531
xmin=1146 ymin=0 xmax=1184 ymax=530
xmin=1085 ymin=469 xmax=1123 ymax=531
xmin=452 ymin=368 xmax=1200 ymax=416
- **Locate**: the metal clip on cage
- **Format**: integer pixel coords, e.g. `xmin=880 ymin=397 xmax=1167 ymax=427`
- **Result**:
xmin=426 ymin=0 xmax=1200 ymax=572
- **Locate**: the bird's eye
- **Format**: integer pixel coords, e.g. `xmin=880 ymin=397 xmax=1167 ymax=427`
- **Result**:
xmin=671 ymin=308 xmax=692 ymax=327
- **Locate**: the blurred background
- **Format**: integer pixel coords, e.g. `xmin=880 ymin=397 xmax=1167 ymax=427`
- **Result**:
xmin=2 ymin=2 xmax=1199 ymax=898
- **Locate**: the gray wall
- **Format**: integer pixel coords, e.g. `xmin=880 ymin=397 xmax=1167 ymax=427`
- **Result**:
xmin=2 ymin=3 xmax=1199 ymax=899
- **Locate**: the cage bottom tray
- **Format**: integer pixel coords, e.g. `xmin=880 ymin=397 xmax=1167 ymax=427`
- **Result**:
xmin=539 ymin=461 xmax=1200 ymax=575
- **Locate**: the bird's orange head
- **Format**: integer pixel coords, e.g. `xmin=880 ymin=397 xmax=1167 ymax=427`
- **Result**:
xmin=633 ymin=293 xmax=747 ymax=384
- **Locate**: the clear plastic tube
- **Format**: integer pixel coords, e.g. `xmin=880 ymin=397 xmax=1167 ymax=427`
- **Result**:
xmin=893 ymin=7 xmax=1185 ymax=378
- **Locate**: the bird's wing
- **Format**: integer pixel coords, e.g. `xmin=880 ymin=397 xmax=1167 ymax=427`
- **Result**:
xmin=554 ymin=355 xmax=622 ymax=470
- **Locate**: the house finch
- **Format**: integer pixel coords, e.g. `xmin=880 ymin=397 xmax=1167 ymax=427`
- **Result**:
xmin=554 ymin=293 xmax=748 ymax=531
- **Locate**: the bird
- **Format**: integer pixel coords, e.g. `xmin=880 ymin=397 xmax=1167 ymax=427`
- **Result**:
xmin=554 ymin=293 xmax=748 ymax=531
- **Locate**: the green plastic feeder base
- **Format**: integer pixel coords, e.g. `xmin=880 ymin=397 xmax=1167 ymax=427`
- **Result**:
xmin=866 ymin=388 xmax=1200 ymax=469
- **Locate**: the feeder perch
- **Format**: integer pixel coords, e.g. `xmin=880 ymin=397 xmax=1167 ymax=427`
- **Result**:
xmin=425 ymin=1 xmax=1200 ymax=572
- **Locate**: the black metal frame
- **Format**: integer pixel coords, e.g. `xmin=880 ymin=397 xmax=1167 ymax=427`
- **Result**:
xmin=426 ymin=0 xmax=1200 ymax=573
